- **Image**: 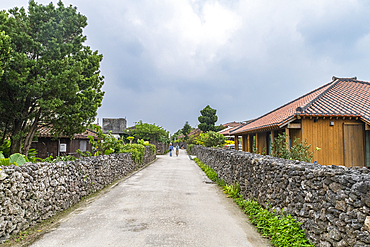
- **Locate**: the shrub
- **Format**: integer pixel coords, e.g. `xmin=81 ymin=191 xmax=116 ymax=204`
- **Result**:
xmin=119 ymin=144 xmax=145 ymax=163
xmin=0 ymin=152 xmax=27 ymax=166
xmin=199 ymin=131 xmax=226 ymax=147
xmin=271 ymin=133 xmax=314 ymax=162
xmin=188 ymin=144 xmax=194 ymax=154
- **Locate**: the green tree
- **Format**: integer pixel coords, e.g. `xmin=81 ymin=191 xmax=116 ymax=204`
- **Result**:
xmin=181 ymin=121 xmax=192 ymax=140
xmin=199 ymin=131 xmax=225 ymax=147
xmin=129 ymin=121 xmax=169 ymax=143
xmin=0 ymin=31 xmax=11 ymax=77
xmin=198 ymin=105 xmax=218 ymax=132
xmin=0 ymin=1 xmax=104 ymax=155
xmin=171 ymin=128 xmax=182 ymax=142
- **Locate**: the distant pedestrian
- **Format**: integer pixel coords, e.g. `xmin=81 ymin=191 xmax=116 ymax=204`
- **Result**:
xmin=169 ymin=143 xmax=173 ymax=157
xmin=176 ymin=144 xmax=179 ymax=157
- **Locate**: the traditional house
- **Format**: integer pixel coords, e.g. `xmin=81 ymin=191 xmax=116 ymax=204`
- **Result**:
xmin=31 ymin=127 xmax=99 ymax=158
xmin=219 ymin=121 xmax=253 ymax=138
xmin=230 ymin=77 xmax=370 ymax=168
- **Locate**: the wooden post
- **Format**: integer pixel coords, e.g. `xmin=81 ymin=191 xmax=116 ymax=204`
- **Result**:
xmin=255 ymin=133 xmax=259 ymax=153
xmin=247 ymin=134 xmax=250 ymax=152
xmin=242 ymin=135 xmax=247 ymax=151
xmin=235 ymin=135 xmax=239 ymax=151
xmin=285 ymin=128 xmax=290 ymax=150
xmin=271 ymin=130 xmax=274 ymax=155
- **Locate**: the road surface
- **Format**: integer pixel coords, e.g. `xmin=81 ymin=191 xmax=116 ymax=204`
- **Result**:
xmin=31 ymin=149 xmax=270 ymax=247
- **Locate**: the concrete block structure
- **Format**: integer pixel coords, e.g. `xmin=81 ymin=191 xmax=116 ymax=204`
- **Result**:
xmin=102 ymin=118 xmax=127 ymax=135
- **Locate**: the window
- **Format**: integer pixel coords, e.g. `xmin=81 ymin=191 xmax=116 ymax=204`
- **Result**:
xmin=80 ymin=140 xmax=87 ymax=152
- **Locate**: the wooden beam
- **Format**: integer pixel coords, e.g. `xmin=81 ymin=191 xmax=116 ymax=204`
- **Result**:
xmin=365 ymin=124 xmax=370 ymax=131
xmin=288 ymin=123 xmax=301 ymax=129
xmin=255 ymin=133 xmax=258 ymax=154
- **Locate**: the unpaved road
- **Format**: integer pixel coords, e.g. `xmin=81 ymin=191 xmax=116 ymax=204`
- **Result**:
xmin=31 ymin=149 xmax=270 ymax=247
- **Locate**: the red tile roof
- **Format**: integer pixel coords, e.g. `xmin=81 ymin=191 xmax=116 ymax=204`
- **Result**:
xmin=219 ymin=122 xmax=247 ymax=136
xmin=38 ymin=126 xmax=99 ymax=139
xmin=231 ymin=77 xmax=370 ymax=135
xmin=222 ymin=121 xmax=243 ymax=127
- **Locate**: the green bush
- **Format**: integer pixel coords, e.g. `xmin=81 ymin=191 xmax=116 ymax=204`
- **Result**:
xmin=271 ymin=133 xmax=314 ymax=162
xmin=0 ymin=152 xmax=27 ymax=166
xmin=149 ymin=144 xmax=156 ymax=155
xmin=188 ymin=144 xmax=194 ymax=154
xmin=119 ymin=144 xmax=145 ymax=163
xmin=199 ymin=131 xmax=226 ymax=147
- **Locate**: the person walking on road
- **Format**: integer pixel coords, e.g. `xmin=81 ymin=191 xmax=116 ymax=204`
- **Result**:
xmin=176 ymin=144 xmax=179 ymax=157
xmin=169 ymin=143 xmax=173 ymax=157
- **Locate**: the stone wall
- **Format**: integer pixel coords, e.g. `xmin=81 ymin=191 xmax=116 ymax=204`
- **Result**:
xmin=191 ymin=145 xmax=370 ymax=247
xmin=152 ymin=142 xmax=168 ymax=155
xmin=0 ymin=146 xmax=155 ymax=243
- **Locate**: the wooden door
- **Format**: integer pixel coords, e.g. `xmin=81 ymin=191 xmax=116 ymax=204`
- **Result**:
xmin=344 ymin=123 xmax=365 ymax=167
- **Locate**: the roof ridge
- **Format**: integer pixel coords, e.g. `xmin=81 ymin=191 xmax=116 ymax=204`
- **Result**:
xmin=229 ymin=123 xmax=247 ymax=133
xmin=298 ymin=78 xmax=339 ymax=114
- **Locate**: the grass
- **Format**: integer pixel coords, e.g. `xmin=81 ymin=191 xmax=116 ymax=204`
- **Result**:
xmin=192 ymin=157 xmax=314 ymax=247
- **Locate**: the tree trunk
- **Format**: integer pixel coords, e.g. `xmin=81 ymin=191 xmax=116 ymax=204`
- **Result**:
xmin=23 ymin=112 xmax=41 ymax=157
xmin=10 ymin=120 xmax=23 ymax=154
xmin=22 ymin=122 xmax=38 ymax=157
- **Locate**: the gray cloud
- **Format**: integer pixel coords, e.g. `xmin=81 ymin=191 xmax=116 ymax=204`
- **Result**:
xmin=2 ymin=0 xmax=370 ymax=133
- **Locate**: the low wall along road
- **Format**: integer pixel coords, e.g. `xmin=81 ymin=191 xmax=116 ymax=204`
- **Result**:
xmin=0 ymin=146 xmax=155 ymax=243
xmin=191 ymin=145 xmax=370 ymax=247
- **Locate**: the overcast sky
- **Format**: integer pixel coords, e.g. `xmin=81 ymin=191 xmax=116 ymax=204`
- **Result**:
xmin=2 ymin=0 xmax=370 ymax=133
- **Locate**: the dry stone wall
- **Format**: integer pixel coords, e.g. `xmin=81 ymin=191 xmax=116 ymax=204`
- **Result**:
xmin=0 ymin=146 xmax=155 ymax=243
xmin=191 ymin=145 xmax=370 ymax=247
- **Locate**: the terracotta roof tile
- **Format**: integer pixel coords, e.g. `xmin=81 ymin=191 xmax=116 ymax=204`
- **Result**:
xmin=231 ymin=77 xmax=370 ymax=135
xmin=38 ymin=126 xmax=98 ymax=139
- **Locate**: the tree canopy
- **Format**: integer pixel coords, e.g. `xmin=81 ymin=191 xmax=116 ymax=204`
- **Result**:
xmin=181 ymin=121 xmax=192 ymax=140
xmin=198 ymin=105 xmax=218 ymax=132
xmin=0 ymin=1 xmax=104 ymax=155
xmin=128 ymin=121 xmax=169 ymax=143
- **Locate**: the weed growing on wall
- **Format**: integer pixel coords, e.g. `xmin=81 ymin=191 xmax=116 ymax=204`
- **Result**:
xmin=187 ymin=144 xmax=194 ymax=154
xmin=192 ymin=157 xmax=314 ymax=247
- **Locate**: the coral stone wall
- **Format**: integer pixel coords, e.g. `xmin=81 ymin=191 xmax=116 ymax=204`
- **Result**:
xmin=0 ymin=146 xmax=155 ymax=243
xmin=191 ymin=145 xmax=370 ymax=247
